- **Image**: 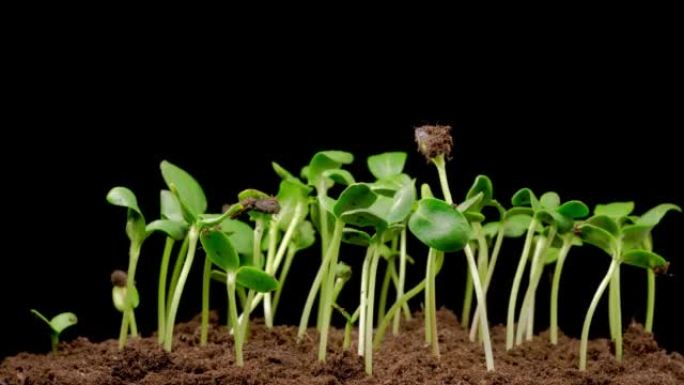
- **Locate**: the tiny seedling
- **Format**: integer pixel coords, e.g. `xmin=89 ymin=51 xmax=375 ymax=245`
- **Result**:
xmin=30 ymin=309 xmax=77 ymax=353
xmin=200 ymin=227 xmax=278 ymax=366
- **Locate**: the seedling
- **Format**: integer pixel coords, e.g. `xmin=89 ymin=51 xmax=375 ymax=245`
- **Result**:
xmin=576 ymin=204 xmax=670 ymax=370
xmin=106 ymin=186 xmax=186 ymax=349
xmin=413 ymin=125 xmax=494 ymax=371
xmin=30 ymin=309 xmax=77 ymax=353
xmin=200 ymin=227 xmax=278 ymax=366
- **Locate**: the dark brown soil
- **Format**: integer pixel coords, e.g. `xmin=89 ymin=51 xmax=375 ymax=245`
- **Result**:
xmin=2 ymin=309 xmax=682 ymax=384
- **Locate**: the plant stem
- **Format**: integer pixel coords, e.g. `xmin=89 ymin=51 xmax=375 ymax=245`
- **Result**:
xmin=157 ymin=237 xmax=175 ymax=345
xmin=645 ymin=269 xmax=655 ymax=332
xmin=226 ymin=272 xmax=243 ymax=366
xmin=550 ymin=238 xmax=572 ymax=345
xmin=166 ymin=235 xmax=189 ymax=315
xmin=262 ymin=219 xmax=279 ymax=329
xmin=506 ymin=218 xmax=537 ymax=350
xmin=464 ymin=244 xmax=495 ymax=371
xmin=118 ymin=243 xmax=141 ymax=349
xmin=316 ymin=183 xmax=330 ymax=331
xmin=200 ymin=255 xmax=212 ymax=346
xmin=318 ymin=219 xmax=344 ymax=362
xmin=610 ymin=263 xmax=623 ymax=362
xmin=461 ymin=263 xmax=474 ymax=328
xmin=164 ymin=225 xmax=199 ymax=352
xmin=516 ymin=237 xmax=545 ymax=345
xmin=344 ymin=321 xmax=353 ymax=350
xmin=273 ymin=246 xmax=297 ymax=316
xmin=432 ymin=154 xmax=453 ymax=204
xmin=50 ymin=333 xmax=59 ymax=354
xmin=470 ymin=227 xmax=505 ymax=342
xmin=393 ymin=228 xmax=408 ymax=335
xmin=129 ymin=309 xmax=138 ymax=338
xmin=377 ymin=259 xmax=393 ymax=327
xmin=579 ymin=259 xmax=618 ymax=371
xmin=357 ymin=245 xmax=373 ymax=356
xmin=425 ymin=248 xmax=439 ymax=357
xmin=297 ymin=227 xmax=341 ymax=342
xmin=364 ymin=243 xmax=382 ymax=375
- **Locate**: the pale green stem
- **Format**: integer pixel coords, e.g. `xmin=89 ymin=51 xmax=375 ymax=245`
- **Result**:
xmin=378 ymin=259 xmax=393 ymax=327
xmin=461 ymin=264 xmax=474 ymax=328
xmin=506 ymin=218 xmax=537 ymax=350
xmin=433 ymin=154 xmax=453 ymax=204
xmin=316 ymin=183 xmax=330 ymax=330
xmin=375 ymin=279 xmax=426 ymax=349
xmin=226 ymin=272 xmax=243 ymax=366
xmin=470 ymin=226 xmax=505 ymax=342
xmin=272 ymin=246 xmax=297 ymax=317
xmin=166 ymin=235 xmax=189 ymax=317
xmin=50 ymin=333 xmax=59 ymax=353
xmin=464 ymin=244 xmax=495 ymax=371
xmin=611 ymin=263 xmax=623 ymax=362
xmin=516 ymin=237 xmax=546 ymax=345
xmin=164 ymin=225 xmax=199 ymax=352
xmin=129 ymin=310 xmax=138 ymax=338
xmin=364 ymin=244 xmax=382 ymax=375
xmin=580 ymin=259 xmax=618 ymax=371
xmin=157 ymin=237 xmax=175 ymax=345
xmin=200 ymin=255 xmax=212 ymax=346
xmin=357 ymin=246 xmax=373 ymax=356
xmin=645 ymin=269 xmax=655 ymax=332
xmin=393 ymin=228 xmax=408 ymax=335
xmin=318 ymin=219 xmax=344 ymax=362
xmin=474 ymin=233 xmax=488 ymax=342
xmin=426 ymin=248 xmax=439 ymax=357
xmin=119 ymin=243 xmax=141 ymax=349
xmin=550 ymin=239 xmax=572 ymax=345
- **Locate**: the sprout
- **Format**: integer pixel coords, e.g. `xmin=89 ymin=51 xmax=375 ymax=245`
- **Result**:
xmin=30 ymin=309 xmax=77 ymax=353
xmin=200 ymin=228 xmax=278 ymax=366
xmin=576 ymin=205 xmax=671 ymax=370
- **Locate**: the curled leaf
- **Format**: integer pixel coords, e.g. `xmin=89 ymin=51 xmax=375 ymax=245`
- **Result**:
xmin=408 ymin=198 xmax=471 ymax=252
xmin=367 ymin=152 xmax=407 ymax=179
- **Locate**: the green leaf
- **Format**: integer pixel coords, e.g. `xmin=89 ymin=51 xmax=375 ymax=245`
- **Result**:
xmin=340 ymin=207 xmax=389 ymax=230
xmin=621 ymin=249 xmax=668 ymax=271
xmin=367 ymin=152 xmax=407 ymax=179
xmin=200 ymin=230 xmax=240 ymax=272
xmin=322 ymin=169 xmax=355 ymax=186
xmin=536 ymin=209 xmax=573 ymax=233
xmin=219 ymin=218 xmax=254 ymax=256
xmin=112 ymin=286 xmax=139 ymax=312
xmin=30 ymin=309 xmax=51 ymax=328
xmin=385 ymin=180 xmax=417 ymax=224
xmin=540 ymin=192 xmax=560 ymax=210
xmin=306 ymin=150 xmax=354 ymax=185
xmin=335 ymin=262 xmax=352 ymax=281
xmin=587 ymin=215 xmax=620 ymax=237
xmin=511 ymin=188 xmax=540 ymax=210
xmin=293 ymin=220 xmax=316 ymax=251
xmin=482 ymin=222 xmax=500 ymax=239
xmin=342 ymin=228 xmax=372 ymax=246
xmin=505 ymin=207 xmax=534 ymax=218
xmin=160 ymin=190 xmax=185 ymax=223
xmin=577 ymin=223 xmax=617 ymax=255
xmin=107 ymin=187 xmax=142 ymax=216
xmin=160 ymin=161 xmax=207 ymax=220
xmin=457 ymin=192 xmax=483 ymax=213
xmin=145 ymin=219 xmax=187 ymax=240
xmin=466 ymin=175 xmax=493 ymax=210
xmin=236 ymin=266 xmax=278 ymax=292
xmin=594 ymin=202 xmax=634 ymax=218
xmin=238 ymin=188 xmax=269 ymax=201
xmin=636 ymin=203 xmax=681 ymax=227
xmin=276 ymin=179 xmax=312 ymax=230
xmin=408 ymin=198 xmax=471 ymax=252
xmin=271 ymin=161 xmax=300 ymax=182
xmin=621 ymin=224 xmax=652 ymax=250
xmin=49 ymin=312 xmax=78 ymax=334
xmin=464 ymin=212 xmax=486 ymax=223
xmin=557 ymin=200 xmax=589 ymax=219
xmin=210 ymin=269 xmax=227 ymax=283
xmin=334 ymin=184 xmax=377 ymax=218
xmin=371 ymin=174 xmax=412 ymax=196
xmin=544 ymin=247 xmax=561 ymax=265
xmin=504 ymin=214 xmax=532 ymax=237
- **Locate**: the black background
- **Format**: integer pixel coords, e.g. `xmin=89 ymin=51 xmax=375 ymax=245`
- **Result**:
xmin=2 ymin=34 xmax=682 ymax=359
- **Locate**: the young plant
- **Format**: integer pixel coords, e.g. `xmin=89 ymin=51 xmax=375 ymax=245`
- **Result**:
xmin=200 ymin=228 xmax=278 ymax=366
xmin=414 ymin=125 xmax=494 ymax=371
xmin=111 ymin=270 xmax=139 ymax=342
xmin=576 ymin=207 xmax=670 ymax=370
xmin=30 ymin=309 xmax=77 ymax=353
xmin=106 ymin=186 xmax=185 ymax=349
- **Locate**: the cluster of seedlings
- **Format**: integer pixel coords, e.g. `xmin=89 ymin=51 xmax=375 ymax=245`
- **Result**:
xmin=35 ymin=126 xmax=679 ymax=376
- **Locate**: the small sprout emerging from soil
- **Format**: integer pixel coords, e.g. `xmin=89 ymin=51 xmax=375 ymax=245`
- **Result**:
xmin=30 ymin=309 xmax=77 ymax=353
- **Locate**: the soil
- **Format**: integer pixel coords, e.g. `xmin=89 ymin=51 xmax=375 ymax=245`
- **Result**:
xmin=1 ymin=309 xmax=682 ymax=385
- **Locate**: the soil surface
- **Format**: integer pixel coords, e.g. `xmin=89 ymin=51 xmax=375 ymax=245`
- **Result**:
xmin=1 ymin=309 xmax=682 ymax=384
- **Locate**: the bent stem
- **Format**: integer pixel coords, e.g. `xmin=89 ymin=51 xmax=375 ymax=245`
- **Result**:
xmin=470 ymin=224 xmax=505 ymax=342
xmin=506 ymin=218 xmax=537 ymax=350
xmin=164 ymin=225 xmax=199 ymax=352
xmin=166 ymin=235 xmax=189 ymax=317
xmin=272 ymin=246 xmax=297 ymax=316
xmin=464 ymin=245 xmax=495 ymax=371
xmin=226 ymin=272 xmax=243 ymax=366
xmin=157 ymin=237 xmax=175 ymax=345
xmin=580 ymin=259 xmax=619 ymax=371
xmin=550 ymin=238 xmax=572 ymax=345
xmin=515 ymin=237 xmax=546 ymax=345
xmin=318 ymin=220 xmax=345 ymax=362
xmin=119 ymin=243 xmax=141 ymax=349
